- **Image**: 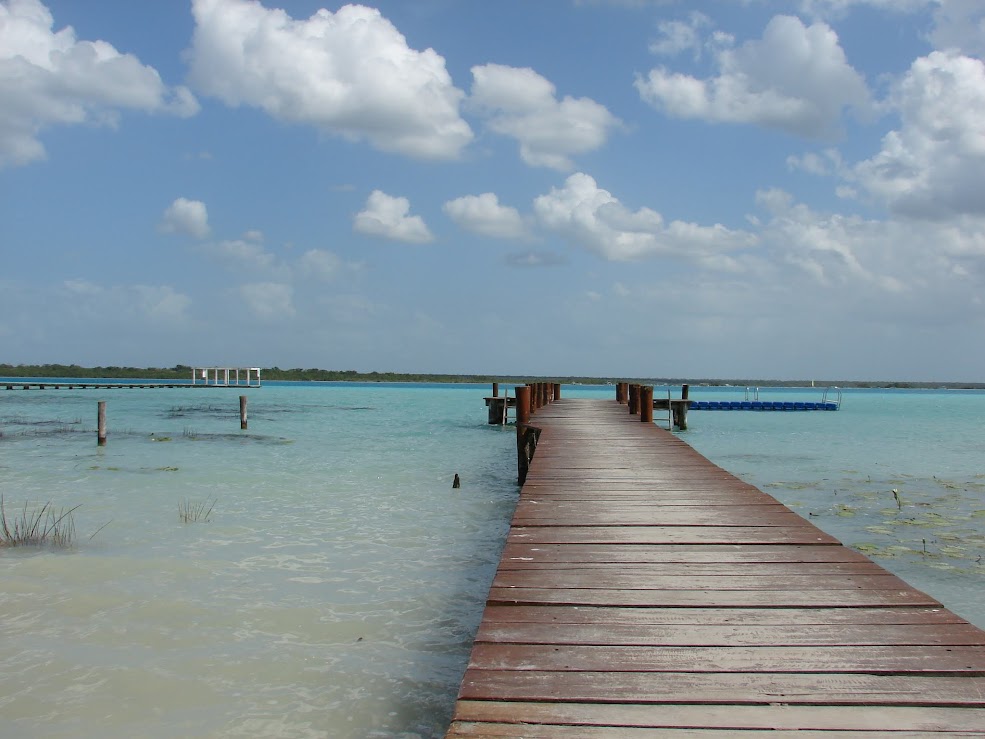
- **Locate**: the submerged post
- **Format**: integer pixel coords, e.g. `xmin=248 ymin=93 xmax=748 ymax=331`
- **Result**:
xmin=240 ymin=395 xmax=248 ymax=430
xmin=640 ymin=386 xmax=654 ymax=423
xmin=97 ymin=401 xmax=107 ymax=446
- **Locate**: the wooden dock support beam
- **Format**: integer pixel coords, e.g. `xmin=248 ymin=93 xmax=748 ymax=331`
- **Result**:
xmin=240 ymin=395 xmax=248 ymax=430
xmin=640 ymin=385 xmax=654 ymax=423
xmin=491 ymin=382 xmax=499 ymax=397
xmin=515 ymin=386 xmax=531 ymax=426
xmin=97 ymin=401 xmax=107 ymax=446
xmin=553 ymin=383 xmax=561 ymax=400
xmin=628 ymin=384 xmax=640 ymax=415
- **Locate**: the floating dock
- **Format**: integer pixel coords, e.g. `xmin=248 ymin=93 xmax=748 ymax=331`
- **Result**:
xmin=447 ymin=395 xmax=985 ymax=736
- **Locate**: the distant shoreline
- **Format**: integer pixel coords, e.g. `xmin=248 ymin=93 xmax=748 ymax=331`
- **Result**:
xmin=2 ymin=363 xmax=983 ymax=389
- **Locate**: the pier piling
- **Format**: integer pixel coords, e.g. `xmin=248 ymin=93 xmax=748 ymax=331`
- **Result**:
xmin=240 ymin=395 xmax=248 ymax=430
xmin=97 ymin=401 xmax=107 ymax=446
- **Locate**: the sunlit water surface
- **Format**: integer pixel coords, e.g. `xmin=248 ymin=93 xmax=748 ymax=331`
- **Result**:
xmin=1 ymin=382 xmax=984 ymax=737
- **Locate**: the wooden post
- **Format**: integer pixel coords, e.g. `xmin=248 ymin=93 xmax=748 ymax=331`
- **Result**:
xmin=682 ymin=383 xmax=690 ymax=400
xmin=616 ymin=383 xmax=625 ymax=403
xmin=492 ymin=382 xmax=499 ymax=397
xmin=673 ymin=401 xmax=689 ymax=431
xmin=628 ymin=384 xmax=639 ymax=414
xmin=640 ymin=386 xmax=654 ymax=422
xmin=97 ymin=401 xmax=107 ymax=446
xmin=240 ymin=395 xmax=248 ymax=430
xmin=516 ymin=386 xmax=531 ymax=425
xmin=553 ymin=383 xmax=561 ymax=400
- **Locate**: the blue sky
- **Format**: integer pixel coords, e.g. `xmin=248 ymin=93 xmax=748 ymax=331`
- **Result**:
xmin=2 ymin=0 xmax=984 ymax=381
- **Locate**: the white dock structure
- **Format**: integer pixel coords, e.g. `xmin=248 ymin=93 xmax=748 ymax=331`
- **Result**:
xmin=192 ymin=367 xmax=261 ymax=387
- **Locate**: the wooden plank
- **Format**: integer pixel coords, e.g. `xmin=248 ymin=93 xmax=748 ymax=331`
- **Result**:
xmin=467 ymin=643 xmax=985 ymax=673
xmin=492 ymin=570 xmax=913 ymax=590
xmin=452 ymin=701 xmax=985 ymax=732
xmin=497 ymin=561 xmax=893 ymax=575
xmin=447 ymin=724 xmax=979 ymax=738
xmin=478 ymin=605 xmax=968 ymax=626
xmin=475 ymin=622 xmax=985 ymax=647
xmin=507 ymin=526 xmax=836 ymax=545
xmin=500 ymin=543 xmax=871 ymax=564
xmin=456 ymin=670 xmax=985 ymax=706
xmin=487 ymin=586 xmax=941 ymax=608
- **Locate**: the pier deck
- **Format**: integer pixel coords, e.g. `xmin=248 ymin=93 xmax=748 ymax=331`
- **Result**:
xmin=447 ymin=398 xmax=985 ymax=736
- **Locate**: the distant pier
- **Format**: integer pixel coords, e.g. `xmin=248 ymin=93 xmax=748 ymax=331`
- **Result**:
xmin=3 ymin=367 xmax=261 ymax=391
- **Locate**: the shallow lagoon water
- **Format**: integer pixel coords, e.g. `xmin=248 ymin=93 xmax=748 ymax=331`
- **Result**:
xmin=1 ymin=382 xmax=984 ymax=737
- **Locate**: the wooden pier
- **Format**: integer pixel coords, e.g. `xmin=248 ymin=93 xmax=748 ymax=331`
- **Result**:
xmin=3 ymin=367 xmax=261 ymax=391
xmin=447 ymin=395 xmax=985 ymax=736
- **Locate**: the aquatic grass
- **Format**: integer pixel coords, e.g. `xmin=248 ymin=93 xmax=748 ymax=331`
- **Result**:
xmin=0 ymin=496 xmax=79 ymax=549
xmin=179 ymin=497 xmax=216 ymax=523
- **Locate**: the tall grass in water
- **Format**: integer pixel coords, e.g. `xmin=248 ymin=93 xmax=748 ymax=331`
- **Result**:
xmin=179 ymin=498 xmax=216 ymax=523
xmin=0 ymin=496 xmax=79 ymax=548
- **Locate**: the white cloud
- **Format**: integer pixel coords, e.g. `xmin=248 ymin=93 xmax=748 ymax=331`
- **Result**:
xmin=237 ymin=282 xmax=294 ymax=320
xmin=931 ymin=0 xmax=985 ymax=56
xmin=505 ymin=250 xmax=567 ymax=268
xmin=635 ymin=15 xmax=870 ymax=139
xmin=354 ymin=190 xmax=433 ymax=243
xmin=469 ymin=63 xmax=621 ymax=171
xmin=0 ymin=0 xmax=198 ymax=168
xmin=297 ymin=248 xmax=342 ymax=281
xmin=62 ymin=279 xmax=192 ymax=323
xmin=187 ymin=0 xmax=471 ymax=160
xmin=798 ymin=0 xmax=931 ymax=18
xmin=160 ymin=197 xmax=210 ymax=239
xmin=851 ymin=50 xmax=985 ymax=219
xmin=648 ymin=12 xmax=711 ymax=58
xmin=533 ymin=172 xmax=755 ymax=263
xmin=212 ymin=237 xmax=276 ymax=270
xmin=132 ymin=285 xmax=193 ymax=322
xmin=443 ymin=193 xmax=527 ymax=239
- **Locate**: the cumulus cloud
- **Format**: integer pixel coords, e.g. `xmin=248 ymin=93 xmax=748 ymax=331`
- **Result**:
xmin=160 ymin=197 xmax=210 ymax=239
xmin=505 ymin=250 xmax=568 ymax=268
xmin=469 ymin=63 xmax=621 ymax=170
xmin=0 ymin=0 xmax=198 ymax=168
xmin=931 ymin=0 xmax=985 ymax=56
xmin=297 ymin=248 xmax=343 ymax=281
xmin=798 ymin=0 xmax=931 ymax=18
xmin=648 ymin=12 xmax=711 ymax=58
xmin=238 ymin=282 xmax=294 ymax=320
xmin=212 ymin=237 xmax=276 ymax=271
xmin=62 ymin=279 xmax=192 ymax=323
xmin=533 ymin=172 xmax=755 ymax=264
xmin=851 ymin=51 xmax=985 ymax=219
xmin=187 ymin=0 xmax=471 ymax=160
xmin=354 ymin=190 xmax=433 ymax=243
xmin=635 ymin=15 xmax=870 ymax=139
xmin=443 ymin=193 xmax=527 ymax=239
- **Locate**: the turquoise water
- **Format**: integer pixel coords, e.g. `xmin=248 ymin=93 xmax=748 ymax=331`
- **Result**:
xmin=1 ymin=382 xmax=984 ymax=737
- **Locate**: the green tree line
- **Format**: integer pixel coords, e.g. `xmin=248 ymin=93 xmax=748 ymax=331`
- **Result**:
xmin=1 ymin=363 xmax=983 ymax=388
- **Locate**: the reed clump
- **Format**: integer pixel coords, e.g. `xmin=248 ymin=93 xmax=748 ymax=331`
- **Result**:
xmin=179 ymin=498 xmax=216 ymax=523
xmin=0 ymin=496 xmax=79 ymax=548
